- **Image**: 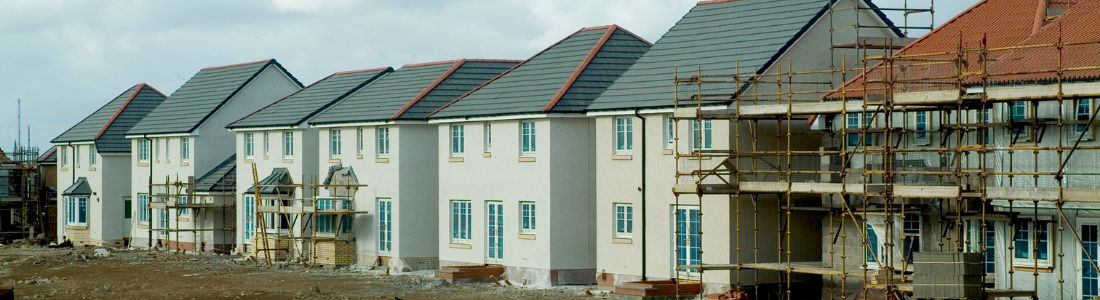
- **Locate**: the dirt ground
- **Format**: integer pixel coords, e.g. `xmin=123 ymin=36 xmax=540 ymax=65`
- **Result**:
xmin=0 ymin=244 xmax=611 ymax=299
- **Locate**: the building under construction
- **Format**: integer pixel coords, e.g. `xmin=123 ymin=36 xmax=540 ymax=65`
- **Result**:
xmin=669 ymin=0 xmax=1100 ymax=299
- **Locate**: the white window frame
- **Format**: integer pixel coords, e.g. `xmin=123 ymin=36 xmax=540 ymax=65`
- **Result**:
xmin=1078 ymin=218 xmax=1100 ymax=299
xmin=1072 ymin=98 xmax=1094 ymax=140
xmin=1012 ymin=219 xmax=1053 ymax=267
xmin=614 ymin=203 xmax=633 ymax=238
xmin=60 ymin=147 xmax=68 ymax=165
xmin=902 ymin=214 xmax=921 ymax=263
xmin=520 ymin=201 xmax=536 ymax=234
xmin=316 ymin=197 xmax=350 ymax=235
xmin=1009 ymin=101 xmax=1033 ymax=141
xmin=665 ymin=115 xmax=674 ymax=149
xmin=330 ymin=129 xmax=342 ymax=157
xmin=283 ymin=131 xmax=294 ymax=158
xmin=451 ymin=200 xmax=472 ymax=243
xmin=865 ymin=222 xmax=882 ymax=270
xmin=75 ymin=145 xmax=81 ymax=165
xmin=914 ymin=111 xmax=930 ymax=145
xmin=846 ymin=113 xmax=875 ymax=146
xmin=263 ymin=132 xmax=270 ymax=156
xmin=615 ymin=117 xmax=633 ymax=154
xmin=66 ymin=197 xmax=88 ymax=226
xmin=484 ymin=123 xmax=492 ymax=153
xmin=674 ymin=206 xmax=702 ymax=279
xmin=180 ymin=137 xmax=190 ymax=161
xmin=243 ymin=195 xmax=255 ymax=240
xmin=89 ymin=144 xmax=97 ymax=166
xmin=450 ymin=124 xmax=465 ymax=156
xmin=521 ymin=121 xmax=536 ymax=155
xmin=690 ymin=120 xmax=712 ymax=150
xmin=165 ymin=138 xmax=171 ymax=160
xmin=357 ymin=128 xmax=364 ymax=155
xmin=377 ymin=127 xmax=390 ymax=157
xmin=244 ymin=133 xmax=254 ymax=158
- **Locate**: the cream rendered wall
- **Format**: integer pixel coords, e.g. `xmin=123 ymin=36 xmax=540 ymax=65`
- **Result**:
xmin=99 ymin=154 xmax=132 ymax=243
xmin=436 ymin=117 xmax=596 ymax=282
xmin=318 ymin=124 xmax=439 ymax=269
xmin=236 ymin=128 xmax=318 ymax=247
xmin=130 ymin=136 xmax=195 ymax=247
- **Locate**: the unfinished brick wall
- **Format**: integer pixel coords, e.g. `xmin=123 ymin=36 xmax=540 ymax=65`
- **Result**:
xmin=251 ymin=235 xmax=292 ymax=261
xmin=313 ymin=240 xmax=355 ymax=267
xmin=65 ymin=227 xmax=95 ymax=246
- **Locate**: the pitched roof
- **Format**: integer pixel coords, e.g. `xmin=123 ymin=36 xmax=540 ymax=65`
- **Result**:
xmin=985 ymin=0 xmax=1100 ymax=83
xmin=194 ymin=154 xmax=235 ymax=192
xmin=246 ymin=167 xmax=293 ymax=195
xmin=429 ymin=25 xmax=652 ymax=119
xmin=52 ymin=84 xmax=167 ymax=152
xmin=37 ymin=147 xmax=56 ymax=164
xmin=308 ymin=59 xmax=519 ymax=125
xmin=829 ymin=0 xmax=1081 ymax=98
xmin=228 ymin=67 xmax=392 ymax=129
xmin=127 ymin=59 xmax=303 ymax=135
xmin=588 ymin=0 xmax=848 ymax=111
xmin=63 ymin=177 xmax=92 ymax=195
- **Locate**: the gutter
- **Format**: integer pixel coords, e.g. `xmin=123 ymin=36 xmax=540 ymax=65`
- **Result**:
xmin=633 ymin=110 xmax=647 ymax=280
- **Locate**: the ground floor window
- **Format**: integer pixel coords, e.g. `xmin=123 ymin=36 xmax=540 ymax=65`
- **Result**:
xmin=451 ymin=200 xmax=471 ymax=243
xmin=615 ymin=203 xmax=633 ymax=238
xmin=1082 ymin=222 xmax=1099 ymax=299
xmin=244 ymin=196 xmax=255 ymax=240
xmin=1013 ymin=220 xmax=1051 ymax=266
xmin=317 ymin=198 xmax=350 ymax=234
xmin=66 ymin=197 xmax=87 ymax=225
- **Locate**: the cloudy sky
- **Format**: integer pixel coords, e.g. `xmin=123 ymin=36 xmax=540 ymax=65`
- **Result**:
xmin=0 ymin=0 xmax=976 ymax=152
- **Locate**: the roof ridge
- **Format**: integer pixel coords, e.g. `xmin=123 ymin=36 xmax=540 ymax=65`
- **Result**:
xmin=197 ymin=60 xmax=286 ymax=132
xmin=227 ymin=72 xmax=336 ymax=128
xmin=52 ymin=84 xmax=145 ymax=143
xmin=697 ymin=0 xmax=739 ymax=5
xmin=201 ymin=59 xmax=272 ymax=71
xmin=392 ymin=60 xmax=468 ymax=119
xmin=428 ymin=26 xmax=613 ymax=118
xmin=300 ymin=68 xmax=393 ymax=126
xmin=543 ymin=26 xmax=619 ymax=113
xmin=402 ymin=59 xmax=462 ymax=68
xmin=335 ymin=67 xmax=390 ymax=75
xmin=92 ymin=83 xmax=149 ymax=141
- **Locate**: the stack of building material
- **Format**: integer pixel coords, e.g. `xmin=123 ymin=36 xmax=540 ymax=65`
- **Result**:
xmin=912 ymin=252 xmax=984 ymax=299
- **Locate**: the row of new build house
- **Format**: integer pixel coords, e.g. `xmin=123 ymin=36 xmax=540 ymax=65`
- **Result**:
xmin=46 ymin=0 xmax=1100 ymax=298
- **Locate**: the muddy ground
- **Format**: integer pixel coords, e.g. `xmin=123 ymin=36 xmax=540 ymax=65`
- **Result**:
xmin=0 ymin=244 xmax=610 ymax=299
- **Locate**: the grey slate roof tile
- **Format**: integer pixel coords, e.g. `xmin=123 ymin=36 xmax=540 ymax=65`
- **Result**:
xmin=308 ymin=60 xmax=517 ymax=125
xmin=63 ymin=177 xmax=92 ymax=195
xmin=587 ymin=0 xmax=837 ymax=111
xmin=127 ymin=59 xmax=302 ymax=135
xmin=430 ymin=26 xmax=651 ymax=119
xmin=228 ymin=67 xmax=392 ymax=129
xmin=52 ymin=84 xmax=168 ymax=152
xmin=194 ymin=154 xmax=235 ymax=192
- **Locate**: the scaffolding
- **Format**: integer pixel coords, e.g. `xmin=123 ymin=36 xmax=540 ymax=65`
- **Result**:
xmin=247 ymin=163 xmax=369 ymax=267
xmin=671 ymin=27 xmax=1100 ymax=299
xmin=148 ymin=175 xmax=235 ymax=253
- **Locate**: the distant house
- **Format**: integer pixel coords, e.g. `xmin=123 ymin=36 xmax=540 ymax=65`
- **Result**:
xmin=37 ymin=147 xmax=58 ymax=241
xmin=428 ymin=25 xmax=651 ymax=286
xmin=125 ymin=59 xmax=302 ymax=252
xmin=52 ymin=84 xmax=167 ymax=246
xmin=584 ymin=0 xmax=903 ymax=292
xmin=226 ymin=67 xmax=391 ymax=263
xmin=308 ymin=59 xmax=518 ymax=271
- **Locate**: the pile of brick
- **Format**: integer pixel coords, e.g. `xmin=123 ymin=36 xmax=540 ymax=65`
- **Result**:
xmin=912 ymin=252 xmax=984 ymax=299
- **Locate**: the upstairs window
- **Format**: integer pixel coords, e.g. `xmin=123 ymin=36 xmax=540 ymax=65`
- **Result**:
xmin=330 ymin=129 xmax=342 ymax=156
xmin=846 ymin=113 xmax=875 ymax=146
xmin=377 ymin=127 xmax=390 ymax=156
xmin=521 ymin=121 xmax=536 ymax=154
xmin=180 ymin=138 xmax=190 ymax=160
xmin=75 ymin=145 xmax=81 ymax=165
xmin=357 ymin=128 xmax=364 ymax=155
xmin=691 ymin=120 xmax=712 ymax=150
xmin=60 ymin=147 xmax=68 ymax=165
xmin=615 ymin=117 xmax=633 ymax=154
xmin=244 ymin=133 xmax=254 ymax=158
xmin=1011 ymin=101 xmax=1029 ymax=120
xmin=451 ymin=125 xmax=465 ymax=155
xmin=484 ymin=123 xmax=492 ymax=152
xmin=263 ymin=132 xmax=269 ymax=156
xmin=89 ymin=145 xmax=96 ymax=166
xmin=665 ymin=115 xmax=674 ymax=149
xmin=283 ymin=132 xmax=294 ymax=157
xmin=154 ymin=139 xmax=160 ymax=160
xmin=1073 ymin=99 xmax=1093 ymax=138
xmin=914 ymin=111 xmax=929 ymax=145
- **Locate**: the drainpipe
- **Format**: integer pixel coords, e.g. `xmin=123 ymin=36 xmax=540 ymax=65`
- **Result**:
xmin=145 ymin=135 xmax=153 ymax=248
xmin=66 ymin=142 xmax=74 ymax=242
xmin=634 ymin=110 xmax=647 ymax=280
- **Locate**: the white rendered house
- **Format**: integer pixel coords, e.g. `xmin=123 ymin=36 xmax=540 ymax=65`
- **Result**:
xmin=428 ymin=25 xmax=652 ymax=286
xmin=125 ymin=59 xmax=302 ymax=251
xmin=52 ymin=83 xmax=167 ymax=246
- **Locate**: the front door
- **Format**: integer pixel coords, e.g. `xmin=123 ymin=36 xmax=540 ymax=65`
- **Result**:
xmin=487 ymin=202 xmax=504 ymax=262
xmin=378 ymin=199 xmax=392 ymax=253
